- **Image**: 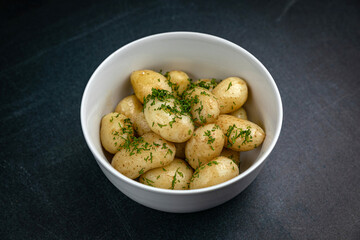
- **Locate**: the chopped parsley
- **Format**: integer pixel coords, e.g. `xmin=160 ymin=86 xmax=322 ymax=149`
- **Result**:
xmin=143 ymin=177 xmax=154 ymax=186
xmin=157 ymin=123 xmax=167 ymax=128
xmin=225 ymin=124 xmax=253 ymax=148
xmin=226 ymin=82 xmax=232 ymax=91
xmin=195 ymin=78 xmax=218 ymax=90
xmin=170 ymin=168 xmax=182 ymax=190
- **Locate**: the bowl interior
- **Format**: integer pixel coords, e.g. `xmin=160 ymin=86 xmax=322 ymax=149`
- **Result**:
xmin=81 ymin=32 xmax=282 ymax=189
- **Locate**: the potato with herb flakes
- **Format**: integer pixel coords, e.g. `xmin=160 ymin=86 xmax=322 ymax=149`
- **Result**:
xmin=165 ymin=70 xmax=190 ymax=96
xmin=143 ymin=89 xmax=194 ymax=143
xmin=229 ymin=107 xmax=247 ymax=120
xmin=220 ymin=148 xmax=240 ymax=166
xmin=212 ymin=77 xmax=248 ymax=114
xmin=185 ymin=124 xmax=225 ymax=169
xmin=189 ymin=156 xmax=239 ymax=189
xmin=193 ymin=78 xmax=218 ymax=91
xmin=131 ymin=70 xmax=172 ymax=103
xmin=139 ymin=159 xmax=193 ymax=190
xmin=183 ymin=87 xmax=220 ymax=125
xmin=115 ymin=95 xmax=151 ymax=136
xmin=216 ymin=115 xmax=265 ymax=152
xmin=111 ymin=132 xmax=176 ymax=179
xmin=100 ymin=112 xmax=134 ymax=154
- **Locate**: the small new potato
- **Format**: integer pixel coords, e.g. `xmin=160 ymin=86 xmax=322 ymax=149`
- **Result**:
xmin=115 ymin=95 xmax=151 ymax=136
xmin=216 ymin=115 xmax=265 ymax=151
xmin=212 ymin=77 xmax=248 ymax=113
xmin=139 ymin=159 xmax=193 ymax=190
xmin=131 ymin=112 xmax=152 ymax=136
xmin=184 ymin=87 xmax=220 ymax=125
xmin=185 ymin=124 xmax=225 ymax=169
xmin=220 ymin=148 xmax=240 ymax=166
xmin=100 ymin=113 xmax=134 ymax=154
xmin=111 ymin=133 xmax=176 ymax=179
xmin=144 ymin=97 xmax=194 ymax=143
xmin=115 ymin=95 xmax=143 ymax=117
xmin=131 ymin=70 xmax=172 ymax=103
xmin=193 ymin=78 xmax=218 ymax=91
xmin=189 ymin=156 xmax=239 ymax=189
xmin=229 ymin=107 xmax=247 ymax=120
xmin=167 ymin=70 xmax=190 ymax=95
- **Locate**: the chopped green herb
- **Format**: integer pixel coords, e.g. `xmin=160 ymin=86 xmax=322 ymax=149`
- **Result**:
xmin=226 ymin=82 xmax=232 ymax=91
xmin=170 ymin=168 xmax=181 ymax=190
xmin=157 ymin=123 xmax=167 ymax=128
xmin=225 ymin=124 xmax=253 ymax=147
xmin=143 ymin=177 xmax=154 ymax=186
xmin=165 ymin=148 xmax=173 ymax=157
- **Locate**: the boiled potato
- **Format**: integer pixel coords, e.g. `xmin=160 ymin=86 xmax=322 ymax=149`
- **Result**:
xmin=185 ymin=124 xmax=225 ymax=169
xmin=216 ymin=115 xmax=265 ymax=151
xmin=139 ymin=159 xmax=193 ymax=190
xmin=189 ymin=156 xmax=239 ymax=189
xmin=174 ymin=142 xmax=186 ymax=159
xmin=166 ymin=70 xmax=190 ymax=95
xmin=229 ymin=107 xmax=247 ymax=120
xmin=131 ymin=70 xmax=172 ymax=103
xmin=111 ymin=132 xmax=175 ymax=179
xmin=115 ymin=95 xmax=142 ymax=117
xmin=193 ymin=78 xmax=218 ymax=91
xmin=131 ymin=112 xmax=152 ymax=136
xmin=114 ymin=95 xmax=151 ymax=136
xmin=220 ymin=148 xmax=240 ymax=166
xmin=100 ymin=112 xmax=134 ymax=154
xmin=144 ymin=94 xmax=194 ymax=143
xmin=184 ymin=87 xmax=220 ymax=125
xmin=212 ymin=77 xmax=248 ymax=113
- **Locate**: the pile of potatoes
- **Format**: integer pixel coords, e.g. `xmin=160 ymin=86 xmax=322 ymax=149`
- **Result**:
xmin=100 ymin=70 xmax=265 ymax=190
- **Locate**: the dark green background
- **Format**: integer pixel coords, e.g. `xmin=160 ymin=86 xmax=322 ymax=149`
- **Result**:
xmin=1 ymin=0 xmax=359 ymax=239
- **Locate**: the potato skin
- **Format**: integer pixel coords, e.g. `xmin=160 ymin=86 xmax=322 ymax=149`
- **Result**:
xmin=216 ymin=115 xmax=265 ymax=151
xmin=144 ymin=98 xmax=194 ymax=143
xmin=100 ymin=113 xmax=134 ymax=154
xmin=184 ymin=87 xmax=220 ymax=125
xmin=111 ymin=133 xmax=176 ymax=179
xmin=114 ymin=95 xmax=151 ymax=136
xmin=185 ymin=124 xmax=225 ymax=169
xmin=139 ymin=159 xmax=193 ymax=190
xmin=193 ymin=78 xmax=218 ymax=91
xmin=131 ymin=112 xmax=152 ymax=136
xmin=115 ymin=95 xmax=142 ymax=117
xmin=229 ymin=107 xmax=247 ymax=120
xmin=220 ymin=148 xmax=240 ymax=166
xmin=212 ymin=77 xmax=248 ymax=114
xmin=131 ymin=70 xmax=172 ymax=103
xmin=189 ymin=156 xmax=239 ymax=189
xmin=167 ymin=70 xmax=190 ymax=95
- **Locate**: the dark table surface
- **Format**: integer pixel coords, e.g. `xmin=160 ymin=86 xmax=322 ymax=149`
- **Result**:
xmin=1 ymin=0 xmax=359 ymax=239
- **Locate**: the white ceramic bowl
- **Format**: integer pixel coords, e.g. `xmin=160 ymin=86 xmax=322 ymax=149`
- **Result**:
xmin=81 ymin=32 xmax=282 ymax=213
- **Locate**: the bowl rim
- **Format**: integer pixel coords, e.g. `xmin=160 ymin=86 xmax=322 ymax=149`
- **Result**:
xmin=80 ymin=31 xmax=283 ymax=195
